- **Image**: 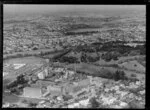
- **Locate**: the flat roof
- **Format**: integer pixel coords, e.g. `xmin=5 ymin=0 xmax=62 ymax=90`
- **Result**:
xmin=24 ymin=86 xmax=41 ymax=91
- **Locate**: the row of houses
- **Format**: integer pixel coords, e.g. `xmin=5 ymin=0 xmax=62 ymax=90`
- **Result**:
xmin=22 ymin=78 xmax=91 ymax=100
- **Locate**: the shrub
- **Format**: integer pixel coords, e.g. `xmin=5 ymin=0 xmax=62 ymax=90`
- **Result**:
xmin=63 ymin=94 xmax=73 ymax=101
xmin=101 ymin=71 xmax=114 ymax=79
xmin=87 ymin=56 xmax=99 ymax=62
xmin=131 ymin=74 xmax=137 ymax=78
xmin=129 ymin=78 xmax=138 ymax=82
xmin=22 ymin=99 xmax=28 ymax=104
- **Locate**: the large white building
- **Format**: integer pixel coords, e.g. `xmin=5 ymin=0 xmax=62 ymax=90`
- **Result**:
xmin=37 ymin=66 xmax=49 ymax=79
xmin=23 ymin=87 xmax=43 ymax=99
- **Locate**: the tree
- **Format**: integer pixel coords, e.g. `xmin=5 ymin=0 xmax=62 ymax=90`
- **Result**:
xmin=63 ymin=94 xmax=73 ymax=101
xmin=119 ymin=71 xmax=126 ymax=80
xmin=6 ymin=80 xmax=18 ymax=89
xmin=113 ymin=70 xmax=127 ymax=81
xmin=59 ymin=56 xmax=78 ymax=63
xmin=22 ymin=99 xmax=28 ymax=104
xmin=102 ymin=53 xmax=112 ymax=62
xmin=28 ymin=102 xmax=37 ymax=107
xmin=113 ymin=56 xmax=118 ymax=60
xmin=131 ymin=74 xmax=137 ymax=78
xmin=10 ymin=88 xmax=17 ymax=93
xmin=89 ymin=97 xmax=99 ymax=108
xmin=32 ymin=47 xmax=38 ymax=50
xmin=17 ymin=74 xmax=27 ymax=84
xmin=81 ymin=52 xmax=87 ymax=63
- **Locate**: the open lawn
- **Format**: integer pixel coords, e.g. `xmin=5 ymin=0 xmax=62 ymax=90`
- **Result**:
xmin=66 ymin=62 xmax=145 ymax=80
xmin=119 ymin=60 xmax=145 ymax=73
xmin=4 ymin=56 xmax=46 ymax=65
xmin=117 ymin=55 xmax=145 ymax=64
xmin=3 ymin=92 xmax=20 ymax=104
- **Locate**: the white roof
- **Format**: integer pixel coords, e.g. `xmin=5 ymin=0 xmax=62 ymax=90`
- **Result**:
xmin=3 ymin=72 xmax=9 ymax=77
xmin=79 ymin=99 xmax=89 ymax=106
xmin=13 ymin=63 xmax=26 ymax=69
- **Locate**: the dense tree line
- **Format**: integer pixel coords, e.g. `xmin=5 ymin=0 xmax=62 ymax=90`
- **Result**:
xmin=3 ymin=49 xmax=68 ymax=60
xmin=6 ymin=74 xmax=28 ymax=95
xmin=74 ymin=41 xmax=145 ymax=61
xmin=57 ymin=56 xmax=79 ymax=63
xmin=101 ymin=52 xmax=119 ymax=62
xmin=76 ymin=69 xmax=129 ymax=81
xmin=87 ymin=56 xmax=100 ymax=62
xmin=65 ymin=31 xmax=99 ymax=36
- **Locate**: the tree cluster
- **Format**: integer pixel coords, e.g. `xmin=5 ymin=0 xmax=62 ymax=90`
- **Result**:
xmin=101 ymin=52 xmax=119 ymax=62
xmin=89 ymin=97 xmax=100 ymax=108
xmin=58 ymin=56 xmax=79 ymax=63
xmin=6 ymin=74 xmax=28 ymax=94
xmin=113 ymin=70 xmax=128 ymax=81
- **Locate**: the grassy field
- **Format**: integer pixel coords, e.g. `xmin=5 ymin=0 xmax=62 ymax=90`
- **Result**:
xmin=4 ymin=56 xmax=46 ymax=65
xmin=3 ymin=48 xmax=55 ymax=57
xmin=3 ymin=92 xmax=20 ymax=104
xmin=66 ymin=60 xmax=145 ymax=80
xmin=119 ymin=60 xmax=145 ymax=73
xmin=3 ymin=92 xmax=45 ymax=105
xmin=117 ymin=55 xmax=145 ymax=64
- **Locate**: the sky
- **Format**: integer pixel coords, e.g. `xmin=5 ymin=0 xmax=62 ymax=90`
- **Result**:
xmin=4 ymin=5 xmax=145 ymax=16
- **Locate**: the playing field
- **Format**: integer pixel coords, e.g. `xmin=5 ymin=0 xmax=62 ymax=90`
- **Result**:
xmin=4 ymin=56 xmax=46 ymax=65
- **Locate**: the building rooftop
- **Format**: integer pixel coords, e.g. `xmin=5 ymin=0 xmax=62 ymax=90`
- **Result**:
xmin=23 ymin=87 xmax=42 ymax=99
xmin=77 ymin=78 xmax=90 ymax=87
xmin=36 ymin=80 xmax=55 ymax=87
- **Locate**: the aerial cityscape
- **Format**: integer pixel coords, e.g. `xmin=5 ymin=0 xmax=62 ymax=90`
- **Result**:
xmin=3 ymin=5 xmax=145 ymax=108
